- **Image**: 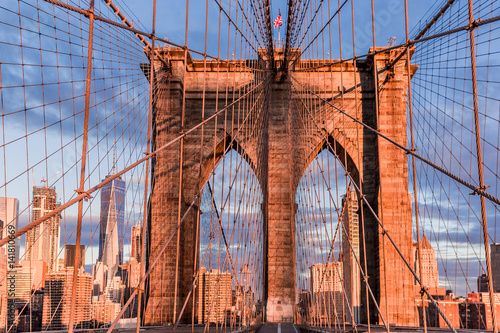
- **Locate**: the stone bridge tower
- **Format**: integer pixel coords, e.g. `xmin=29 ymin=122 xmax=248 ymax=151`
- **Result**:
xmin=144 ymin=46 xmax=418 ymax=326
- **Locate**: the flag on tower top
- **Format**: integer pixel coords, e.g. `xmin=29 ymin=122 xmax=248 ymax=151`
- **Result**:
xmin=273 ymin=13 xmax=282 ymax=28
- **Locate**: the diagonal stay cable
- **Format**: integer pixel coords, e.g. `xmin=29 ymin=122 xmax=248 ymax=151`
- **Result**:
xmin=213 ymin=0 xmax=261 ymax=52
xmin=294 ymin=13 xmax=500 ymax=72
xmin=0 ymin=74 xmax=272 ymax=247
xmin=106 ymin=75 xmax=271 ymax=332
xmin=289 ymin=0 xmax=349 ymax=68
xmin=291 ymin=81 xmax=458 ymax=333
xmin=43 ymin=0 xmax=264 ymax=72
xmin=292 ymin=91 xmax=388 ymax=331
xmin=291 ymin=76 xmax=500 ymax=207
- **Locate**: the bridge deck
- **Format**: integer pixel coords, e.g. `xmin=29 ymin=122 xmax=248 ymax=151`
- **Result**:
xmin=86 ymin=324 xmax=483 ymax=333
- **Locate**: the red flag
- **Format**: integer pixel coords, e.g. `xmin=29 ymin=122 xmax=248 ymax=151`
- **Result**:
xmin=273 ymin=14 xmax=282 ymax=29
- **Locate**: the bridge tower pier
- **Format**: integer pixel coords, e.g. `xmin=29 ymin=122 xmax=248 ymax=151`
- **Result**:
xmin=144 ymin=46 xmax=418 ymax=327
xmin=262 ymin=80 xmax=297 ymax=322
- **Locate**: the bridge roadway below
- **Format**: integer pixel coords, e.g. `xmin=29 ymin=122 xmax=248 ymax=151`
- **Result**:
xmin=69 ymin=324 xmax=483 ymax=333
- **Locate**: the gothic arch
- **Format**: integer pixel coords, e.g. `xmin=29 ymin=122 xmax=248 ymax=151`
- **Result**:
xmin=199 ymin=134 xmax=260 ymax=193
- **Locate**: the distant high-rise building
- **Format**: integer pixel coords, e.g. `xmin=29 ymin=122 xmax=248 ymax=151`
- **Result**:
xmin=19 ymin=260 xmax=48 ymax=290
xmin=0 ymin=197 xmax=20 ymax=263
xmin=413 ymin=232 xmax=439 ymax=288
xmin=123 ymin=257 xmax=141 ymax=289
xmin=119 ymin=258 xmax=141 ymax=317
xmin=99 ymin=175 xmax=125 ymax=278
xmin=65 ymin=244 xmax=85 ymax=269
xmin=491 ymin=244 xmax=500 ymax=292
xmin=57 ymin=258 xmax=65 ymax=271
xmin=92 ymin=300 xmax=121 ymax=326
xmin=310 ymin=262 xmax=343 ymax=324
xmin=9 ymin=266 xmax=33 ymax=303
xmin=131 ymin=224 xmax=142 ymax=262
xmin=104 ymin=275 xmax=126 ymax=303
xmin=310 ymin=262 xmax=343 ymax=293
xmin=197 ymin=268 xmax=232 ymax=324
xmin=478 ymin=273 xmax=489 ymax=293
xmin=26 ymin=186 xmax=61 ymax=271
xmin=341 ymin=189 xmax=361 ymax=323
xmin=93 ymin=261 xmax=109 ymax=298
xmin=3 ymin=260 xmax=47 ymax=331
xmin=42 ymin=267 xmax=92 ymax=330
xmin=5 ymin=266 xmax=34 ymax=331
xmin=298 ymin=290 xmax=312 ymax=322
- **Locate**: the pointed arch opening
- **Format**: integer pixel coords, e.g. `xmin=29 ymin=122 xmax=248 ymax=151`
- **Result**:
xmin=196 ymin=147 xmax=264 ymax=325
xmin=295 ymin=138 xmax=363 ymax=326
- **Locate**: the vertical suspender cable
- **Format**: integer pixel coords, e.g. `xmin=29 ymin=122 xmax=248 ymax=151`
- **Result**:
xmin=467 ymin=1 xmax=498 ymax=332
xmin=137 ymin=0 xmax=157 ymax=331
xmin=173 ymin=0 xmax=190 ymax=325
xmin=68 ymin=1 xmax=95 ymax=332
xmin=404 ymin=0 xmax=428 ymax=331
xmin=191 ymin=0 xmax=210 ymax=330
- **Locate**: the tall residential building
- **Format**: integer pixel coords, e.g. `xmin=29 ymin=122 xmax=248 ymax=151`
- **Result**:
xmin=413 ymin=232 xmax=439 ymax=288
xmin=341 ymin=189 xmax=361 ymax=323
xmin=42 ymin=267 xmax=92 ymax=330
xmin=92 ymin=300 xmax=121 ymax=326
xmin=93 ymin=261 xmax=109 ymax=298
xmin=57 ymin=258 xmax=65 ymax=270
xmin=65 ymin=244 xmax=85 ymax=269
xmin=18 ymin=260 xmax=48 ymax=290
xmin=123 ymin=257 xmax=141 ymax=289
xmin=26 ymin=186 xmax=61 ymax=271
xmin=0 ymin=197 xmax=20 ymax=263
xmin=9 ymin=266 xmax=34 ymax=303
xmin=99 ymin=175 xmax=126 ymax=279
xmin=310 ymin=262 xmax=343 ymax=293
xmin=197 ymin=268 xmax=232 ymax=324
xmin=104 ymin=275 xmax=126 ymax=303
xmin=131 ymin=224 xmax=142 ymax=262
xmin=119 ymin=258 xmax=141 ymax=318
xmin=491 ymin=244 xmax=500 ymax=292
xmin=310 ymin=262 xmax=343 ymax=324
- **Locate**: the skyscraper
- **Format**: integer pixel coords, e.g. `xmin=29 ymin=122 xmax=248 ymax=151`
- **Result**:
xmin=310 ymin=262 xmax=343 ymax=324
xmin=92 ymin=300 xmax=121 ymax=326
xmin=310 ymin=262 xmax=343 ymax=294
xmin=26 ymin=186 xmax=61 ymax=271
xmin=42 ymin=267 xmax=92 ymax=330
xmin=491 ymin=243 xmax=500 ymax=292
xmin=197 ymin=268 xmax=232 ymax=324
xmin=0 ymin=197 xmax=20 ymax=263
xmin=341 ymin=189 xmax=361 ymax=323
xmin=65 ymin=244 xmax=85 ymax=269
xmin=99 ymin=175 xmax=125 ymax=278
xmin=413 ymin=232 xmax=439 ymax=288
xmin=131 ymin=224 xmax=142 ymax=262
xmin=478 ymin=273 xmax=489 ymax=293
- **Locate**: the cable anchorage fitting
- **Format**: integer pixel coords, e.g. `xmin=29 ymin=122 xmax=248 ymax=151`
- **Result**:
xmin=470 ymin=185 xmax=490 ymax=196
xmin=75 ymin=189 xmax=93 ymax=201
xmin=406 ymin=147 xmax=418 ymax=154
xmin=467 ymin=19 xmax=481 ymax=30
